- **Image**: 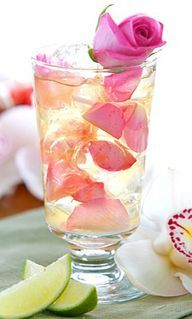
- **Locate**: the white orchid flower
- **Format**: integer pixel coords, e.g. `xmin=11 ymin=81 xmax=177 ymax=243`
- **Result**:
xmin=116 ymin=169 xmax=192 ymax=297
xmin=0 ymin=106 xmax=43 ymax=199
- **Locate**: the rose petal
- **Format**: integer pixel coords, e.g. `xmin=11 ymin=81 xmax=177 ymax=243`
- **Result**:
xmin=175 ymin=273 xmax=192 ymax=294
xmin=93 ymin=13 xmax=130 ymax=56
xmin=123 ymin=103 xmax=148 ymax=152
xmin=168 ymin=209 xmax=192 ymax=263
xmin=73 ymin=182 xmax=106 ymax=202
xmin=89 ymin=141 xmax=136 ymax=171
xmin=66 ymin=198 xmax=129 ymax=232
xmin=94 ymin=49 xmax=148 ymax=68
xmin=93 ymin=13 xmax=149 ymax=68
xmin=116 ymin=240 xmax=187 ymax=297
xmin=46 ymin=160 xmax=92 ymax=201
xmin=104 ymin=67 xmax=142 ymax=102
xmin=83 ymin=102 xmax=125 ymax=138
xmin=119 ymin=15 xmax=166 ymax=50
xmin=40 ymin=137 xmax=73 ymax=164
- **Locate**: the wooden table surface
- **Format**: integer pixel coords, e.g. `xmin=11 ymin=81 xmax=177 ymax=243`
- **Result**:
xmin=0 ymin=184 xmax=43 ymax=218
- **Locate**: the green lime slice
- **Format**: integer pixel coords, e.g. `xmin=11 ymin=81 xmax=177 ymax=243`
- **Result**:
xmin=0 ymin=254 xmax=71 ymax=319
xmin=23 ymin=258 xmax=98 ymax=316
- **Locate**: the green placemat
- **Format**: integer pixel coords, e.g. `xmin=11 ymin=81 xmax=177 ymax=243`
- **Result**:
xmin=0 ymin=208 xmax=192 ymax=319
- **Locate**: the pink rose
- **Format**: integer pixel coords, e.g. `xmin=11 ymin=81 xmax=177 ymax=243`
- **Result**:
xmin=93 ymin=13 xmax=165 ymax=68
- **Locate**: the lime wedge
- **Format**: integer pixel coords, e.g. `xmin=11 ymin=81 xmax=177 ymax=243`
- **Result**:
xmin=0 ymin=254 xmax=71 ymax=319
xmin=23 ymin=259 xmax=98 ymax=316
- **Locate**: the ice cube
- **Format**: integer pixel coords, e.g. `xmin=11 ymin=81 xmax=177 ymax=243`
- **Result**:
xmin=132 ymin=68 xmax=156 ymax=100
xmin=52 ymin=44 xmax=100 ymax=70
xmin=72 ymin=76 xmax=106 ymax=112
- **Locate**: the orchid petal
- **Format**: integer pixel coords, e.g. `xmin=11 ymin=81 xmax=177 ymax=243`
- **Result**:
xmin=170 ymin=249 xmax=192 ymax=271
xmin=104 ymin=67 xmax=142 ymax=102
xmin=116 ymin=240 xmax=187 ymax=296
xmin=89 ymin=141 xmax=136 ymax=171
xmin=128 ymin=215 xmax=159 ymax=242
xmin=142 ymin=170 xmax=175 ymax=224
xmin=175 ymin=273 xmax=192 ymax=294
xmin=153 ymin=227 xmax=173 ymax=256
xmin=123 ymin=103 xmax=148 ymax=152
xmin=0 ymin=106 xmax=38 ymax=164
xmin=0 ymin=158 xmax=21 ymax=197
xmin=143 ymin=169 xmax=192 ymax=224
xmin=83 ymin=102 xmax=125 ymax=139
xmin=73 ymin=182 xmax=106 ymax=202
xmin=46 ymin=161 xmax=92 ymax=201
xmin=66 ymin=198 xmax=129 ymax=233
xmin=168 ymin=209 xmax=192 ymax=263
xmin=15 ymin=145 xmax=43 ymax=200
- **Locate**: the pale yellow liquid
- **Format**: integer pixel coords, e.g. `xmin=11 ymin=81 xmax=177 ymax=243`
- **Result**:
xmin=34 ymin=66 xmax=155 ymax=237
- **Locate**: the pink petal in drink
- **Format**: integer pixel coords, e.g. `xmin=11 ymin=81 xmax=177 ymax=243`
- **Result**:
xmin=73 ymin=182 xmax=106 ymax=202
xmin=83 ymin=102 xmax=125 ymax=139
xmin=46 ymin=160 xmax=92 ymax=201
xmin=89 ymin=140 xmax=136 ymax=171
xmin=66 ymin=198 xmax=129 ymax=232
xmin=104 ymin=67 xmax=142 ymax=102
xmin=40 ymin=137 xmax=73 ymax=164
xmin=123 ymin=103 xmax=148 ymax=152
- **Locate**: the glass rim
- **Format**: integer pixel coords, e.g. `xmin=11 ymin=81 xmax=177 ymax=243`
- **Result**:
xmin=31 ymin=43 xmax=165 ymax=73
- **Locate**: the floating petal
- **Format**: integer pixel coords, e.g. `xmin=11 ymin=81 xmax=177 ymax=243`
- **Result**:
xmin=89 ymin=141 xmax=136 ymax=171
xmin=123 ymin=103 xmax=148 ymax=152
xmin=83 ymin=102 xmax=125 ymax=138
xmin=104 ymin=67 xmax=142 ymax=102
xmin=116 ymin=240 xmax=187 ymax=296
xmin=66 ymin=198 xmax=129 ymax=233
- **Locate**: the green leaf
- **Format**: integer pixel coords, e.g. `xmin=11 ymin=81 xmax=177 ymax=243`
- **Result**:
xmin=95 ymin=4 xmax=114 ymax=31
xmin=88 ymin=48 xmax=97 ymax=63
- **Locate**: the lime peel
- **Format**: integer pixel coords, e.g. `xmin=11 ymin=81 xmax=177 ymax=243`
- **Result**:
xmin=0 ymin=254 xmax=71 ymax=319
xmin=23 ymin=258 xmax=98 ymax=316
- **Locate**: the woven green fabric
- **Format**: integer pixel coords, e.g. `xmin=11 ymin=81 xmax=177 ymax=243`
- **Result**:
xmin=0 ymin=208 xmax=192 ymax=319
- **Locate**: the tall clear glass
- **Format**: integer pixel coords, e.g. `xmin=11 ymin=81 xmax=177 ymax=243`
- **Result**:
xmin=32 ymin=44 xmax=160 ymax=303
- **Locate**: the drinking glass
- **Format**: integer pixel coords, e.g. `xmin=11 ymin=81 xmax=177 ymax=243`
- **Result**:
xmin=32 ymin=44 xmax=160 ymax=303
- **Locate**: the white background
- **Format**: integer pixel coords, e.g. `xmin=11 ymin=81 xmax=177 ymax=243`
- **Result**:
xmin=0 ymin=0 xmax=191 ymax=171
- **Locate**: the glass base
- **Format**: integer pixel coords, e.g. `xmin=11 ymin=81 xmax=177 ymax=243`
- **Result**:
xmin=68 ymin=238 xmax=144 ymax=304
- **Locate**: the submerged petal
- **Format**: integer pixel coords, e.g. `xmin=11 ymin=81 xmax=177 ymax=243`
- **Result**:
xmin=46 ymin=160 xmax=92 ymax=201
xmin=89 ymin=140 xmax=136 ymax=171
xmin=104 ymin=67 xmax=142 ymax=102
xmin=116 ymin=240 xmax=187 ymax=296
xmin=83 ymin=102 xmax=125 ymax=139
xmin=66 ymin=198 xmax=129 ymax=233
xmin=73 ymin=182 xmax=106 ymax=202
xmin=40 ymin=137 xmax=73 ymax=164
xmin=168 ymin=209 xmax=192 ymax=263
xmin=123 ymin=103 xmax=148 ymax=152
